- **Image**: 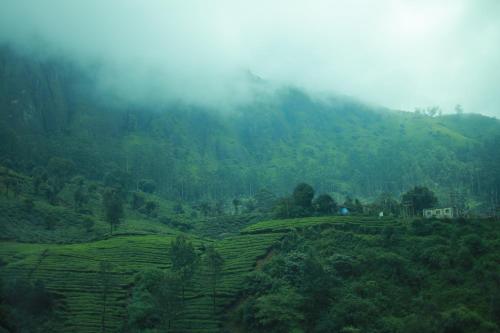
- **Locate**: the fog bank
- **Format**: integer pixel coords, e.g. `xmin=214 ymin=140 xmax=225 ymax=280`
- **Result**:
xmin=1 ymin=1 xmax=499 ymax=115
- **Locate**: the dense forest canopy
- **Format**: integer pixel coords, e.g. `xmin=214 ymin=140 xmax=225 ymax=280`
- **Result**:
xmin=1 ymin=45 xmax=499 ymax=208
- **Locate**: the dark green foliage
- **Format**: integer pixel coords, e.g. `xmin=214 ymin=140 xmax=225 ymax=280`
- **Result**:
xmin=373 ymin=192 xmax=400 ymax=216
xmin=461 ymin=234 xmax=486 ymax=256
xmin=491 ymin=293 xmax=500 ymax=326
xmin=40 ymin=181 xmax=57 ymax=205
xmin=46 ymin=158 xmax=76 ymax=202
xmin=232 ymin=198 xmax=241 ymax=214
xmin=2 ymin=176 xmax=19 ymax=198
xmin=214 ymin=200 xmax=225 ymax=216
xmin=327 ymin=254 xmax=359 ymax=278
xmin=126 ymin=269 xmax=183 ymax=331
xmin=169 ymin=235 xmax=198 ymax=302
xmin=243 ymin=198 xmax=257 ymax=213
xmin=98 ymin=261 xmax=113 ymax=333
xmin=192 ymin=213 xmax=262 ymax=238
xmin=292 ymin=183 xmax=314 ymax=211
xmin=205 ymin=245 xmax=224 ymax=312
xmin=140 ymin=200 xmax=159 ymax=217
xmin=103 ymin=170 xmax=131 ymax=193
xmin=173 ymin=201 xmax=184 ymax=214
xmin=253 ymin=286 xmax=304 ymax=333
xmin=254 ymin=189 xmax=277 ymax=213
xmin=3 ymin=279 xmax=54 ymax=316
xmin=343 ymin=196 xmax=363 ymax=213
xmin=411 ymin=218 xmax=434 ymax=236
xmin=441 ymin=306 xmax=497 ymax=333
xmin=159 ymin=216 xmax=192 ymax=231
xmin=138 ymin=179 xmax=156 ymax=193
xmin=236 ymin=217 xmax=500 ymax=333
xmin=199 ymin=201 xmax=211 ymax=217
xmin=83 ymin=217 xmax=95 ymax=232
xmin=73 ymin=178 xmax=88 ymax=211
xmin=47 ymin=157 xmax=75 ymax=185
xmin=195 ymin=200 xmax=226 ymax=217
xmin=130 ymin=191 xmax=145 ymax=210
xmin=0 ymin=277 xmax=55 ymax=332
xmin=102 ymin=187 xmax=124 ymax=234
xmin=275 ymin=184 xmax=340 ymax=218
xmin=22 ymin=197 xmax=35 ymax=212
xmin=32 ymin=167 xmax=48 ymax=195
xmin=313 ymin=194 xmax=337 ymax=215
xmin=402 ymin=186 xmax=438 ymax=214
xmin=273 ymin=196 xmax=295 ymax=219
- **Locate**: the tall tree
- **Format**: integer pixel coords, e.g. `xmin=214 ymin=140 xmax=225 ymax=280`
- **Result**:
xmin=204 ymin=245 xmax=224 ymax=313
xmin=47 ymin=157 xmax=75 ymax=192
xmin=313 ymin=194 xmax=338 ymax=215
xmin=232 ymin=198 xmax=240 ymax=215
xmin=293 ymin=183 xmax=315 ymax=211
xmin=169 ymin=235 xmax=198 ymax=303
xmin=274 ymin=196 xmax=294 ymax=219
xmin=254 ymin=286 xmax=304 ymax=332
xmin=73 ymin=176 xmax=87 ymax=211
xmin=127 ymin=269 xmax=183 ymax=331
xmin=402 ymin=186 xmax=438 ymax=215
xmin=102 ymin=188 xmax=124 ymax=234
xmin=156 ymin=271 xmax=183 ymax=330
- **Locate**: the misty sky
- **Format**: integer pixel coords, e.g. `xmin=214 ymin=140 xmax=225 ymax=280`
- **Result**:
xmin=1 ymin=0 xmax=500 ymax=116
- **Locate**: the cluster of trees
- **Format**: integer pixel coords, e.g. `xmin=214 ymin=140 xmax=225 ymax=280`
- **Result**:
xmin=414 ymin=106 xmax=443 ymax=117
xmin=272 ymin=183 xmax=440 ymax=219
xmin=0 ymin=168 xmax=23 ymax=198
xmin=235 ymin=217 xmax=500 ymax=332
xmin=273 ymin=183 xmax=364 ymax=219
xmin=125 ymin=235 xmax=224 ymax=331
xmin=401 ymin=186 xmax=438 ymax=215
xmin=0 ymin=277 xmax=55 ymax=332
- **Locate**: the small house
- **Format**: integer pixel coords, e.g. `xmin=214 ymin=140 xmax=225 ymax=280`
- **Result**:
xmin=422 ymin=207 xmax=455 ymax=219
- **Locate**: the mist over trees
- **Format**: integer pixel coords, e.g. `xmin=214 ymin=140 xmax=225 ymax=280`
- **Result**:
xmin=0 ymin=6 xmax=500 ymax=332
xmin=1 ymin=46 xmax=499 ymax=211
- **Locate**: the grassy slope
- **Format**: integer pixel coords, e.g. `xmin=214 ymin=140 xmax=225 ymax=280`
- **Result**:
xmin=0 ymin=194 xmax=182 ymax=243
xmin=0 ymin=164 xmax=199 ymax=243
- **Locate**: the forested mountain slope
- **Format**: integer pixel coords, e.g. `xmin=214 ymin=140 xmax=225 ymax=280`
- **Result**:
xmin=1 ymin=45 xmax=499 ymax=203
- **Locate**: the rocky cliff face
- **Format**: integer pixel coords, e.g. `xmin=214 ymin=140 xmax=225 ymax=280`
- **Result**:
xmin=0 ymin=46 xmax=73 ymax=134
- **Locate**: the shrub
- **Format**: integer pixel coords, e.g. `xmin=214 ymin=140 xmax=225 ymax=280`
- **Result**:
xmin=138 ymin=179 xmax=156 ymax=193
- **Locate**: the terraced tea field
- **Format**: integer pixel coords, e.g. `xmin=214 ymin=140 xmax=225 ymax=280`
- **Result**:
xmin=0 ymin=232 xmax=284 ymax=332
xmin=242 ymin=216 xmax=405 ymax=234
xmin=0 ymin=215 xmax=405 ymax=332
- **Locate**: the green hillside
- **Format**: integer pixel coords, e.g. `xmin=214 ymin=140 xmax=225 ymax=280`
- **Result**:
xmin=1 ymin=44 xmax=500 ymax=333
xmin=228 ymin=216 xmax=500 ymax=332
xmin=2 ymin=212 xmax=500 ymax=332
xmin=1 ymin=46 xmax=499 ymax=204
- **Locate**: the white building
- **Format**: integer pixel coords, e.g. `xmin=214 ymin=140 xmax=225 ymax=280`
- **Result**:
xmin=423 ymin=207 xmax=456 ymax=219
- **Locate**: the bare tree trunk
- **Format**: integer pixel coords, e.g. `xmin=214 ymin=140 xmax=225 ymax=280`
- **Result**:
xmin=213 ymin=284 xmax=216 ymax=313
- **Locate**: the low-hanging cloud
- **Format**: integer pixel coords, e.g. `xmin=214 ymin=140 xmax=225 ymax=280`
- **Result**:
xmin=1 ymin=0 xmax=500 ymax=115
